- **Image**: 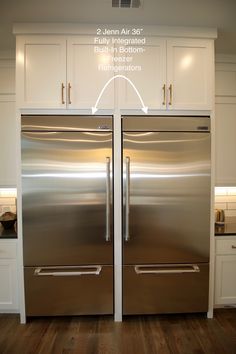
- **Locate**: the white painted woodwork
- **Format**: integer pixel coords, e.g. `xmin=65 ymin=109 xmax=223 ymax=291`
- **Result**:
xmin=215 ymin=237 xmax=236 ymax=305
xmin=215 ymin=63 xmax=236 ymax=97
xmin=0 ymin=57 xmax=16 ymax=187
xmin=119 ymin=38 xmax=166 ymax=110
xmin=0 ymin=240 xmax=18 ymax=311
xmin=215 ymin=104 xmax=236 ymax=186
xmin=0 ymin=59 xmax=15 ymax=95
xmin=167 ymin=39 xmax=212 ymax=110
xmin=67 ymin=36 xmax=114 ymax=109
xmin=215 ymin=255 xmax=236 ymax=305
xmin=215 ymin=59 xmax=236 ymax=186
xmin=17 ymin=36 xmax=66 ymax=109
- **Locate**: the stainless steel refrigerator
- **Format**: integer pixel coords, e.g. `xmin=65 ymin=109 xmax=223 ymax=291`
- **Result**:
xmin=21 ymin=115 xmax=113 ymax=316
xmin=122 ymin=116 xmax=211 ymax=314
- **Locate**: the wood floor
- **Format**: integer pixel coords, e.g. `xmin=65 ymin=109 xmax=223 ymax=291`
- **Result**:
xmin=1 ymin=309 xmax=236 ymax=354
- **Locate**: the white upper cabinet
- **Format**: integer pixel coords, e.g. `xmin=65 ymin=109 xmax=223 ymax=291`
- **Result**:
xmin=119 ymin=38 xmax=213 ymax=111
xmin=119 ymin=38 xmax=166 ymax=110
xmin=17 ymin=36 xmax=67 ymax=109
xmin=167 ymin=39 xmax=213 ymax=110
xmin=16 ymin=34 xmax=214 ymax=111
xmin=67 ymin=36 xmax=114 ymax=109
xmin=215 ymin=59 xmax=236 ymax=186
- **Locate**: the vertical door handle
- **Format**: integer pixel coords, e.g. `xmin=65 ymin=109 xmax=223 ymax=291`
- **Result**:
xmin=162 ymin=84 xmax=166 ymax=106
xmin=168 ymin=84 xmax=173 ymax=106
xmin=61 ymin=83 xmax=65 ymax=104
xmin=105 ymin=157 xmax=111 ymax=242
xmin=68 ymin=83 xmax=72 ymax=104
xmin=125 ymin=156 xmax=130 ymax=242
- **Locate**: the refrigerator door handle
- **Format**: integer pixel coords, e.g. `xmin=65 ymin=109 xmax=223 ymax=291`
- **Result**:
xmin=105 ymin=157 xmax=111 ymax=242
xmin=134 ymin=264 xmax=200 ymax=274
xmin=125 ymin=156 xmax=130 ymax=242
xmin=34 ymin=265 xmax=102 ymax=277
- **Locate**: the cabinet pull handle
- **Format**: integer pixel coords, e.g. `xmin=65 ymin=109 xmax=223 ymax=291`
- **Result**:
xmin=232 ymin=245 xmax=236 ymax=249
xmin=61 ymin=83 xmax=65 ymax=104
xmin=169 ymin=84 xmax=173 ymax=106
xmin=68 ymin=83 xmax=72 ymax=104
xmin=162 ymin=84 xmax=166 ymax=105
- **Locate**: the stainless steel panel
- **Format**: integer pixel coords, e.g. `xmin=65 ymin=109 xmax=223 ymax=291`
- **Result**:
xmin=123 ymin=264 xmax=209 ymax=314
xmin=122 ymin=116 xmax=210 ymax=132
xmin=22 ymin=130 xmax=113 ymax=266
xmin=123 ymin=131 xmax=210 ymax=264
xmin=22 ymin=115 xmax=113 ymax=131
xmin=25 ymin=265 xmax=113 ymax=316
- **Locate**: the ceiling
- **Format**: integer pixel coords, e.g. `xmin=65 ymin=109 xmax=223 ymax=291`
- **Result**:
xmin=1 ymin=0 xmax=236 ymax=54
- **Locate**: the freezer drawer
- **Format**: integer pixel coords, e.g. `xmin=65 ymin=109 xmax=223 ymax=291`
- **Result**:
xmin=24 ymin=265 xmax=113 ymax=316
xmin=123 ymin=264 xmax=209 ymax=315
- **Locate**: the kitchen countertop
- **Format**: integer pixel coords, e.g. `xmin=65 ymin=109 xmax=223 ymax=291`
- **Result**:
xmin=215 ymin=223 xmax=236 ymax=236
xmin=0 ymin=224 xmax=17 ymax=239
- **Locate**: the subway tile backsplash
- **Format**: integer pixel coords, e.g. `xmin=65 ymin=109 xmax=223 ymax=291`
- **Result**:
xmin=0 ymin=188 xmax=17 ymax=216
xmin=215 ymin=187 xmax=236 ymax=223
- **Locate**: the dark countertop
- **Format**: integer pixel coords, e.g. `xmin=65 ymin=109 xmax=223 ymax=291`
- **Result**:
xmin=0 ymin=224 xmax=17 ymax=239
xmin=215 ymin=223 xmax=236 ymax=236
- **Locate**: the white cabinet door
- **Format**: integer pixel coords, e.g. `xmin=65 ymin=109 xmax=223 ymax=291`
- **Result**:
xmin=215 ymin=103 xmax=236 ymax=185
xmin=0 ymin=241 xmax=18 ymax=312
xmin=215 ymin=255 xmax=236 ymax=305
xmin=0 ymin=101 xmax=17 ymax=186
xmin=67 ymin=36 xmax=114 ymax=110
xmin=167 ymin=39 xmax=212 ymax=110
xmin=17 ymin=36 xmax=66 ymax=109
xmin=119 ymin=38 xmax=166 ymax=110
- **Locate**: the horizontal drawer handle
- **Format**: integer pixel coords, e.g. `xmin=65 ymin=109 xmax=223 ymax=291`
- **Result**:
xmin=134 ymin=264 xmax=200 ymax=275
xmin=232 ymin=245 xmax=236 ymax=249
xmin=34 ymin=265 xmax=102 ymax=277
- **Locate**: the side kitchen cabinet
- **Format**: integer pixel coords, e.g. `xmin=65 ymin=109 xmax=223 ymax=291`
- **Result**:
xmin=0 ymin=240 xmax=18 ymax=312
xmin=215 ymin=237 xmax=236 ymax=305
xmin=17 ymin=36 xmax=67 ymax=109
xmin=67 ymin=36 xmax=114 ymax=109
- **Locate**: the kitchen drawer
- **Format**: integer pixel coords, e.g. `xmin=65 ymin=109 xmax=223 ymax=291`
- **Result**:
xmin=24 ymin=265 xmax=113 ymax=316
xmin=215 ymin=239 xmax=236 ymax=255
xmin=123 ymin=264 xmax=209 ymax=315
xmin=0 ymin=241 xmax=17 ymax=259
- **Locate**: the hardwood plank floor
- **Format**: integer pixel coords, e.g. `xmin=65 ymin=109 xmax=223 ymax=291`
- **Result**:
xmin=0 ymin=309 xmax=236 ymax=354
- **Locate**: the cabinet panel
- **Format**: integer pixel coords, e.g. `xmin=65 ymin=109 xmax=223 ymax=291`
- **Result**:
xmin=215 ymin=255 xmax=236 ymax=305
xmin=216 ymin=238 xmax=236 ymax=255
xmin=67 ymin=37 xmax=114 ymax=109
xmin=119 ymin=39 xmax=166 ymax=110
xmin=215 ymin=103 xmax=236 ymax=185
xmin=18 ymin=36 xmax=66 ymax=108
xmin=167 ymin=39 xmax=212 ymax=110
xmin=0 ymin=101 xmax=17 ymax=186
xmin=0 ymin=259 xmax=18 ymax=311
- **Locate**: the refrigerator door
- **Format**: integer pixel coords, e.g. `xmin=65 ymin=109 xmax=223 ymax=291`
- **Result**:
xmin=25 ymin=265 xmax=113 ymax=316
xmin=22 ymin=130 xmax=113 ymax=266
xmin=123 ymin=263 xmax=209 ymax=314
xmin=123 ymin=130 xmax=211 ymax=264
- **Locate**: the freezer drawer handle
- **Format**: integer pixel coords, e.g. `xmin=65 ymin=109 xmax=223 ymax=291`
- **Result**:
xmin=125 ymin=156 xmax=130 ymax=242
xmin=34 ymin=265 xmax=102 ymax=277
xmin=134 ymin=264 xmax=200 ymax=274
xmin=105 ymin=157 xmax=111 ymax=242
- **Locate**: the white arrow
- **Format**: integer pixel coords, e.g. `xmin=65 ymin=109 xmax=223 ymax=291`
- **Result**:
xmin=92 ymin=74 xmax=148 ymax=114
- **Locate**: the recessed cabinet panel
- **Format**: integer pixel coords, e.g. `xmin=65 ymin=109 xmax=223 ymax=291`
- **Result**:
xmin=18 ymin=37 xmax=66 ymax=108
xmin=167 ymin=39 xmax=212 ymax=110
xmin=215 ymin=255 xmax=236 ymax=305
xmin=215 ymin=103 xmax=236 ymax=185
xmin=67 ymin=38 xmax=114 ymax=109
xmin=119 ymin=39 xmax=166 ymax=110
